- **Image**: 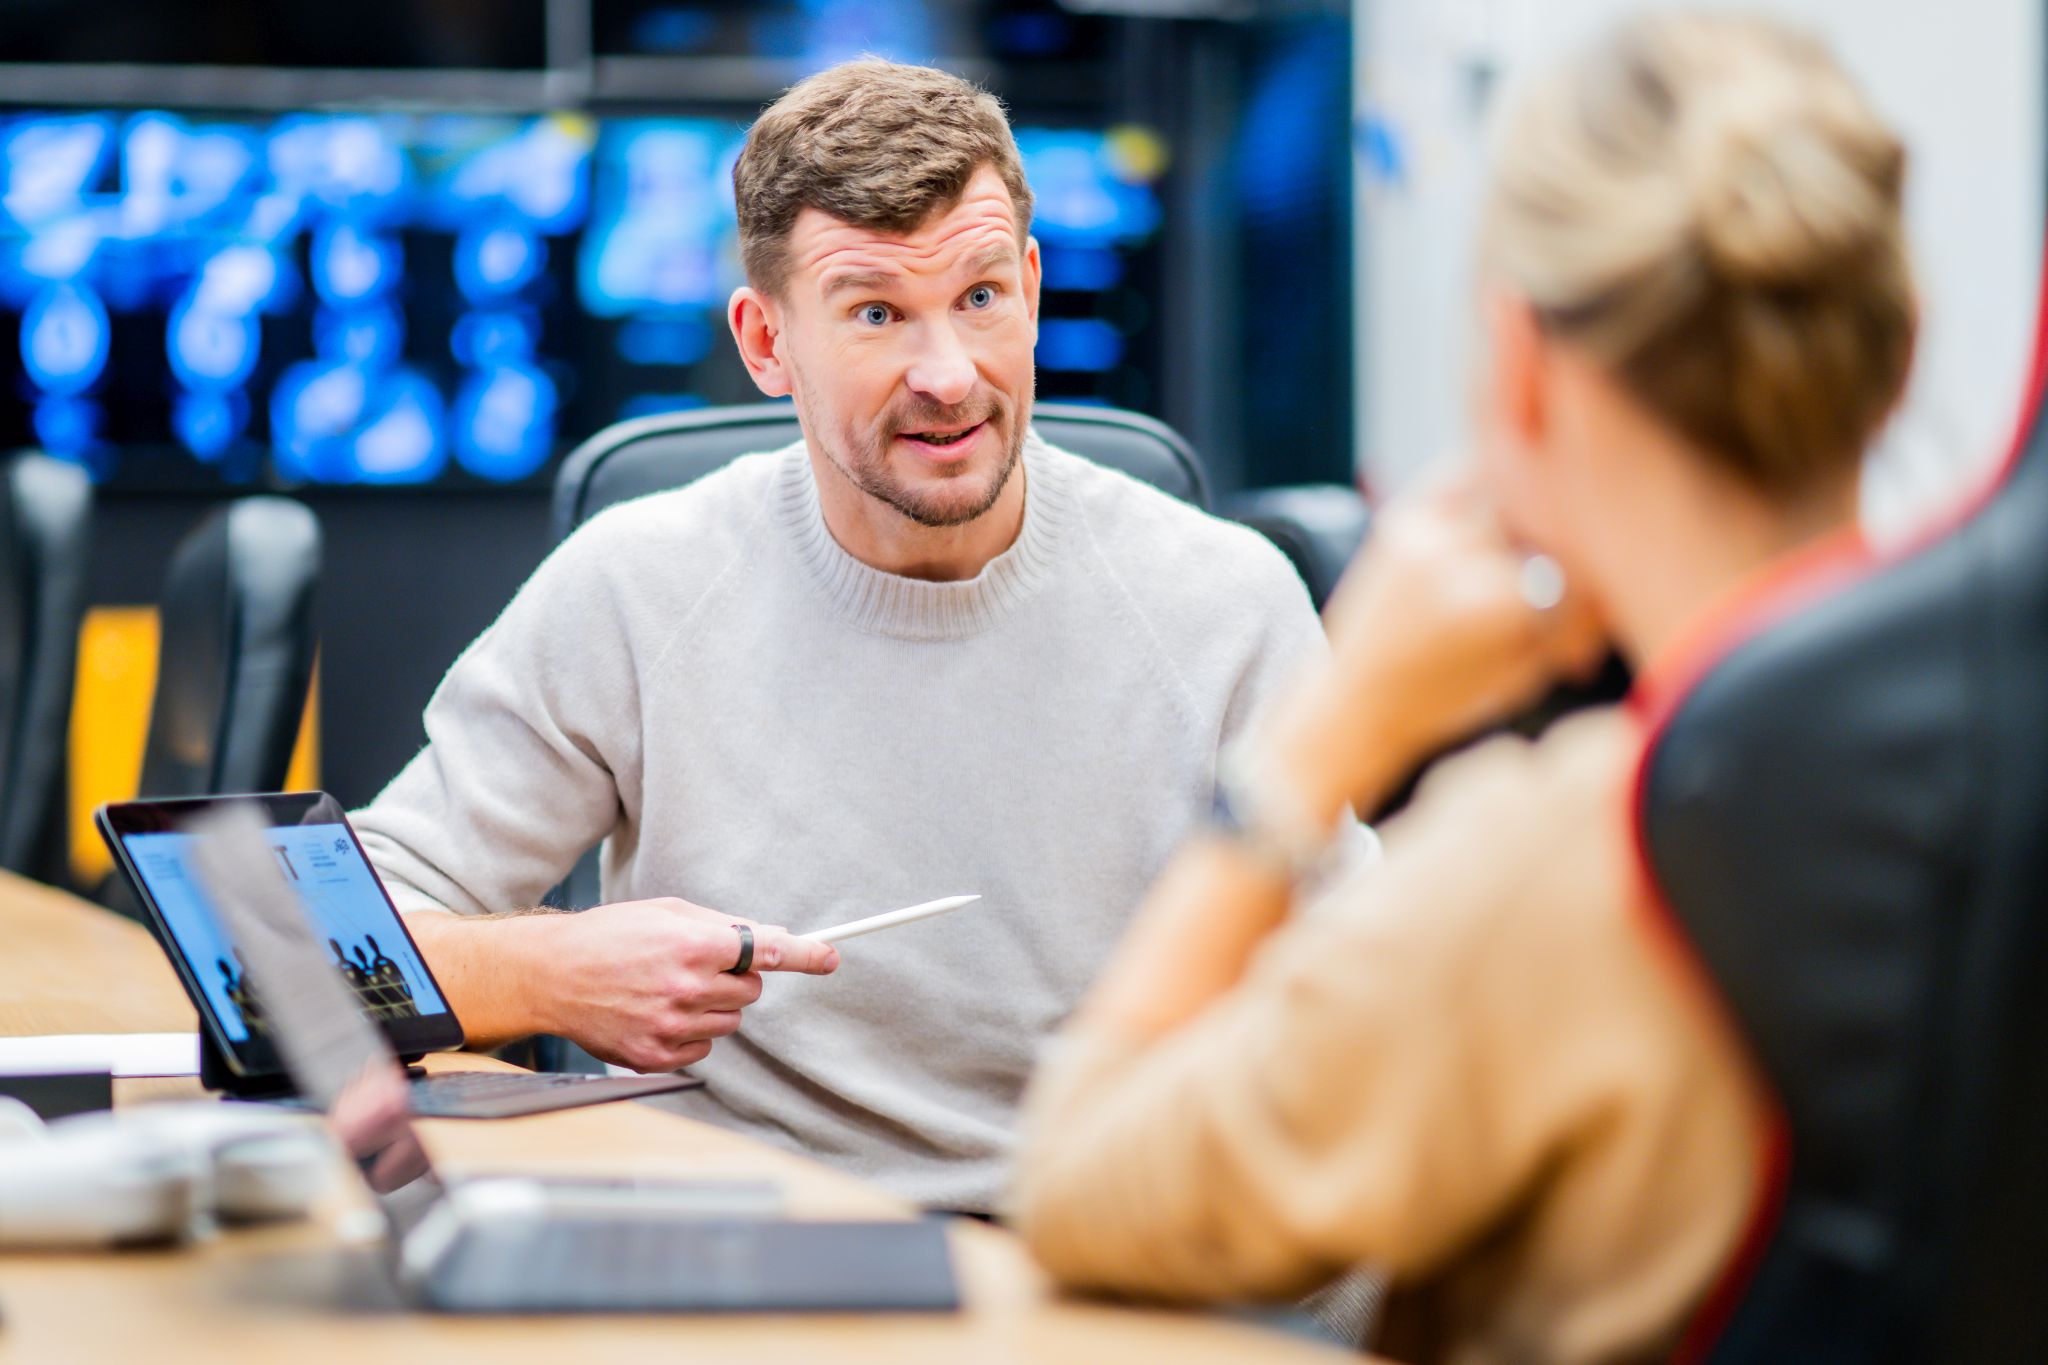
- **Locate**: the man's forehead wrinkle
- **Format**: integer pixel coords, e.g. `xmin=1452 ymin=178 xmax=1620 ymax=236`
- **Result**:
xmin=804 ymin=220 xmax=1017 ymax=274
xmin=790 ymin=190 xmax=1021 ymax=284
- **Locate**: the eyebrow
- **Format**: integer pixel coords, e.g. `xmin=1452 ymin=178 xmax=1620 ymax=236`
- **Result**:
xmin=819 ymin=243 xmax=1021 ymax=300
xmin=820 ymin=269 xmax=900 ymax=300
xmin=959 ymin=242 xmax=1020 ymax=279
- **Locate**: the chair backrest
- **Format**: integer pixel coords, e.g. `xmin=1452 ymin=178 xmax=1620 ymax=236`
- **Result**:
xmin=552 ymin=401 xmax=1209 ymax=539
xmin=0 ymin=453 xmax=92 ymax=878
xmin=1223 ymin=484 xmax=1370 ymax=610
xmin=137 ymin=497 xmax=321 ymax=800
xmin=1634 ymin=365 xmax=2048 ymax=1358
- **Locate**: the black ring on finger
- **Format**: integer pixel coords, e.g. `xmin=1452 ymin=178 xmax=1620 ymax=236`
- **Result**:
xmin=726 ymin=923 xmax=755 ymax=975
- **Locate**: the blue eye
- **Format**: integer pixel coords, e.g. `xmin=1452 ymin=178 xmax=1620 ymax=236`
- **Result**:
xmin=858 ymin=304 xmax=891 ymax=326
xmin=966 ymin=285 xmax=996 ymax=309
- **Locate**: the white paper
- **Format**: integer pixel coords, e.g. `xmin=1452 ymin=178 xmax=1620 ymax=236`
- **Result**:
xmin=0 ymin=1033 xmax=200 ymax=1078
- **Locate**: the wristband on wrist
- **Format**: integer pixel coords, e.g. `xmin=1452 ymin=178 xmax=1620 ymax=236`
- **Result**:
xmin=1210 ymin=746 xmax=1340 ymax=883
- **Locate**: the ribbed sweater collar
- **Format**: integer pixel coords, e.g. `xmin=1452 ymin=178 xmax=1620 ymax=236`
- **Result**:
xmin=770 ymin=432 xmax=1070 ymax=641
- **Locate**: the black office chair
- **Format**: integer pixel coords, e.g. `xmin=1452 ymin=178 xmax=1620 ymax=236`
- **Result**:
xmin=1223 ymin=483 xmax=1370 ymax=610
xmin=97 ymin=497 xmax=320 ymax=917
xmin=0 ymin=453 xmax=92 ymax=883
xmin=1634 ymin=380 xmax=2048 ymax=1354
xmin=551 ymin=401 xmax=1211 ymax=540
xmin=136 ymin=496 xmax=322 ymax=802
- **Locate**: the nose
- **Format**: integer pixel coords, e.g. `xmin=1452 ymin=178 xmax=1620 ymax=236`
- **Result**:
xmin=903 ymin=321 xmax=977 ymax=409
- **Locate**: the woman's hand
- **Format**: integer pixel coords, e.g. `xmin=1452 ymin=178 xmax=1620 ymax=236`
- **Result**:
xmin=1262 ymin=474 xmax=1608 ymax=823
xmin=1073 ymin=472 xmax=1607 ymax=1047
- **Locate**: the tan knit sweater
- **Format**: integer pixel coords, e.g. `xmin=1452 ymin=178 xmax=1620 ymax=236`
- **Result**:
xmin=1012 ymin=709 xmax=1763 ymax=1363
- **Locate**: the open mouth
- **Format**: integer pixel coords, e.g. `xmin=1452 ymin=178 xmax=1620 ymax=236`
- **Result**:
xmin=895 ymin=420 xmax=988 ymax=456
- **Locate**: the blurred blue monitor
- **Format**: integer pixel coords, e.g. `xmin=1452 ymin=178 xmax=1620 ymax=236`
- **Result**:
xmin=0 ymin=108 xmax=1163 ymax=490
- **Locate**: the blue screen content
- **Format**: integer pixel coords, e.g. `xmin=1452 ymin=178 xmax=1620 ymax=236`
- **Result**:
xmin=0 ymin=110 xmax=1164 ymax=486
xmin=122 ymin=823 xmax=448 ymax=1044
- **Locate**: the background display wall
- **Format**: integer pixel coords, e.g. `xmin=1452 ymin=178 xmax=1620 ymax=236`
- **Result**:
xmin=1 ymin=0 xmax=1358 ymax=815
xmin=1 ymin=110 xmax=1166 ymax=490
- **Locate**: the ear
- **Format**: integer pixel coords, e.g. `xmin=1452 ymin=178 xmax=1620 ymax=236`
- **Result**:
xmin=728 ymin=285 xmax=791 ymax=398
xmin=1022 ymin=234 xmax=1043 ymax=331
xmin=1485 ymin=288 xmax=1548 ymax=451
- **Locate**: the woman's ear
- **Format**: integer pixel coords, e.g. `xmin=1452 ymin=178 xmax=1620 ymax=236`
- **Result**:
xmin=728 ymin=286 xmax=790 ymax=397
xmin=1485 ymin=289 xmax=1549 ymax=451
xmin=1474 ymin=287 xmax=1563 ymax=552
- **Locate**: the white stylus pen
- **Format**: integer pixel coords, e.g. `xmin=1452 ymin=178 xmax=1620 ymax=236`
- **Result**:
xmin=802 ymin=895 xmax=982 ymax=946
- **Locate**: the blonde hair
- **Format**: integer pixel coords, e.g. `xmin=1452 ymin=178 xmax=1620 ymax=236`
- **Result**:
xmin=734 ymin=60 xmax=1034 ymax=296
xmin=1482 ymin=13 xmax=1916 ymax=493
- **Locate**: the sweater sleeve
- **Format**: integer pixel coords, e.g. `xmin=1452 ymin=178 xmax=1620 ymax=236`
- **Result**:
xmin=1010 ymin=713 xmax=1668 ymax=1300
xmin=351 ymin=515 xmax=655 ymax=916
xmin=1216 ymin=538 xmax=1330 ymax=750
xmin=1217 ymin=539 xmax=1380 ymax=868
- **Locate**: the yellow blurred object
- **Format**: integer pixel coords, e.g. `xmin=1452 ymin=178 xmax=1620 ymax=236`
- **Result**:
xmin=285 ymin=667 xmax=320 ymax=793
xmin=1104 ymin=125 xmax=1169 ymax=184
xmin=68 ymin=608 xmax=155 ymax=883
xmin=67 ymin=607 xmax=319 ymax=884
xmin=547 ymin=111 xmax=597 ymax=140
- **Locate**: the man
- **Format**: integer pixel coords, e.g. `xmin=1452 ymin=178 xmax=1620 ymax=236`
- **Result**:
xmin=354 ymin=59 xmax=1334 ymax=1212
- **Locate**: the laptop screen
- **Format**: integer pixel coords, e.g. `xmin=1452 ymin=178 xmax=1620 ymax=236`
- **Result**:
xmin=184 ymin=804 xmax=449 ymax=1241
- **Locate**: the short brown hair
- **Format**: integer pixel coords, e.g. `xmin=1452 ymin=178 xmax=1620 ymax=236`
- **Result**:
xmin=1483 ymin=13 xmax=1915 ymax=495
xmin=734 ymin=59 xmax=1035 ymax=296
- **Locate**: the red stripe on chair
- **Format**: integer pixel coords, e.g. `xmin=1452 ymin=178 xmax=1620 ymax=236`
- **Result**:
xmin=1620 ymin=532 xmax=1858 ymax=1362
xmin=1620 ymin=232 xmax=2048 ymax=1359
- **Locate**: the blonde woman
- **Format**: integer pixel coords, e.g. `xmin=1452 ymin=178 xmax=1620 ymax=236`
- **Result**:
xmin=1011 ymin=13 xmax=1916 ymax=1362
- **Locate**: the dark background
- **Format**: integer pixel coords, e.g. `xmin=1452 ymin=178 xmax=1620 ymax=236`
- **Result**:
xmin=2 ymin=0 xmax=1356 ymax=811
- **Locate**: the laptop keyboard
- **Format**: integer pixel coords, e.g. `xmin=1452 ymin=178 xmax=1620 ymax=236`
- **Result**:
xmin=415 ymin=1071 xmax=603 ymax=1096
xmin=407 ymin=1070 xmax=666 ymax=1117
xmin=428 ymin=1217 xmax=962 ymax=1313
xmin=539 ymin=1220 xmax=719 ymax=1297
xmin=440 ymin=1218 xmax=759 ymax=1307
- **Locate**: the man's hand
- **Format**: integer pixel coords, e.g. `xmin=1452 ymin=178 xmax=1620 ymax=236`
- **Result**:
xmin=402 ymin=896 xmax=838 ymax=1071
xmin=533 ymin=897 xmax=840 ymax=1072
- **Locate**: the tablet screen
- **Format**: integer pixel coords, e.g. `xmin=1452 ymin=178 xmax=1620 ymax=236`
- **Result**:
xmin=122 ymin=821 xmax=450 ymax=1042
xmin=101 ymin=794 xmax=463 ymax=1073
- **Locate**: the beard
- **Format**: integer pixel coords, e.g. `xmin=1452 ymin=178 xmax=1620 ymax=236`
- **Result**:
xmin=792 ymin=365 xmax=1028 ymax=529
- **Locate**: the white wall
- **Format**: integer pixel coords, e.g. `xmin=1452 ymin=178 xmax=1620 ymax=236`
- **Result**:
xmin=1351 ymin=0 xmax=2043 ymax=541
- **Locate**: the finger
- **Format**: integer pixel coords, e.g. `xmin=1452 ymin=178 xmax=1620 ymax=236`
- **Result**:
xmin=666 ymin=1040 xmax=713 ymax=1070
xmin=673 ymin=1009 xmax=744 ymax=1042
xmin=691 ymin=970 xmax=764 ymax=1012
xmin=672 ymin=919 xmax=756 ymax=973
xmin=747 ymin=925 xmax=840 ymax=976
xmin=617 ymin=1037 xmax=711 ymax=1073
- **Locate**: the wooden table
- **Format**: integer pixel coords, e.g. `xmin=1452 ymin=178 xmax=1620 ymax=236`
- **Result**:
xmin=0 ymin=871 xmax=1359 ymax=1363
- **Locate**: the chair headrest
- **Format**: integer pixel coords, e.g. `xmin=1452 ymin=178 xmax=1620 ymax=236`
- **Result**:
xmin=552 ymin=402 xmax=1209 ymax=539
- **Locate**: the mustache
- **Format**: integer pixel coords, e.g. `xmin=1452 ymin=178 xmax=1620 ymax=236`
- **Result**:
xmin=885 ymin=397 xmax=1003 ymax=435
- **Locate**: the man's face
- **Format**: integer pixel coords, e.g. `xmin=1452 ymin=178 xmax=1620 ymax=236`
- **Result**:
xmin=768 ymin=166 xmax=1040 ymax=528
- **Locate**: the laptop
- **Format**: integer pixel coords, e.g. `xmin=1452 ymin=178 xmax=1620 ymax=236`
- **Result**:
xmin=97 ymin=791 xmax=698 ymax=1118
xmin=185 ymin=802 xmax=961 ymax=1314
